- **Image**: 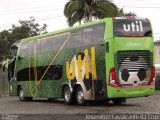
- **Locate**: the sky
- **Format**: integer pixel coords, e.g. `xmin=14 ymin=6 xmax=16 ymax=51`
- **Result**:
xmin=0 ymin=0 xmax=160 ymax=41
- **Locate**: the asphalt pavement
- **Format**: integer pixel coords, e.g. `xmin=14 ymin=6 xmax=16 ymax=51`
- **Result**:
xmin=0 ymin=92 xmax=160 ymax=120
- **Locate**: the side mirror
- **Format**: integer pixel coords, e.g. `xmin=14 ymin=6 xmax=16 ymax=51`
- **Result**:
xmin=2 ymin=60 xmax=8 ymax=72
xmin=3 ymin=65 xmax=6 ymax=72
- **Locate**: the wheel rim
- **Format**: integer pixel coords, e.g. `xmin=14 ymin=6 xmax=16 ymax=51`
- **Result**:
xmin=77 ymin=90 xmax=84 ymax=103
xmin=64 ymin=89 xmax=70 ymax=102
xmin=19 ymin=90 xmax=24 ymax=100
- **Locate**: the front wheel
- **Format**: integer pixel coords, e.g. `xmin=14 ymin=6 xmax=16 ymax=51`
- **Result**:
xmin=18 ymin=87 xmax=32 ymax=101
xmin=76 ymin=86 xmax=86 ymax=105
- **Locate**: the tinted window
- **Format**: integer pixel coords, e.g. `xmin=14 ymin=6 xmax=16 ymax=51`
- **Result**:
xmin=113 ymin=19 xmax=152 ymax=37
xmin=19 ymin=42 xmax=28 ymax=57
xmin=10 ymin=42 xmax=20 ymax=58
xmin=53 ymin=34 xmax=68 ymax=51
xmin=93 ymin=23 xmax=105 ymax=44
xmin=67 ymin=23 xmax=105 ymax=49
xmin=17 ymin=65 xmax=63 ymax=81
xmin=82 ymin=27 xmax=93 ymax=46
xmin=41 ymin=38 xmax=53 ymax=53
xmin=36 ymin=41 xmax=41 ymax=54
xmin=28 ymin=42 xmax=34 ymax=56
xmin=67 ymin=30 xmax=83 ymax=49
xmin=28 ymin=41 xmax=40 ymax=55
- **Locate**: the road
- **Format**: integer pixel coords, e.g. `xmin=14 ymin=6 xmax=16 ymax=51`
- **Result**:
xmin=0 ymin=92 xmax=160 ymax=120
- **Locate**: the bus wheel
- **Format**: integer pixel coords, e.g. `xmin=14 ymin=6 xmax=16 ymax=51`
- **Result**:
xmin=76 ymin=86 xmax=85 ymax=105
xmin=63 ymin=86 xmax=73 ymax=105
xmin=18 ymin=87 xmax=32 ymax=101
xmin=48 ymin=98 xmax=54 ymax=101
xmin=112 ymin=98 xmax=126 ymax=105
xmin=18 ymin=87 xmax=25 ymax=101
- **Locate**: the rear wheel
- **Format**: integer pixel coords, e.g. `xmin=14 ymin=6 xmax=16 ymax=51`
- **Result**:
xmin=112 ymin=98 xmax=126 ymax=104
xmin=76 ymin=86 xmax=85 ymax=105
xmin=63 ymin=86 xmax=73 ymax=105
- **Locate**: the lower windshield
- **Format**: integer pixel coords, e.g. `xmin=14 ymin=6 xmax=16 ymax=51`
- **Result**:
xmin=113 ymin=19 xmax=152 ymax=37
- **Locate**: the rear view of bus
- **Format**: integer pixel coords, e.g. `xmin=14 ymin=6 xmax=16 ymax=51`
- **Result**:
xmin=106 ymin=17 xmax=155 ymax=102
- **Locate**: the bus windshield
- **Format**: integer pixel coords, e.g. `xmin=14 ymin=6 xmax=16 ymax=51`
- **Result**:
xmin=10 ymin=42 xmax=20 ymax=58
xmin=113 ymin=19 xmax=152 ymax=37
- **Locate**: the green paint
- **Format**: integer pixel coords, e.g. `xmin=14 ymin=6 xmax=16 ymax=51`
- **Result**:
xmin=8 ymin=18 xmax=155 ymax=101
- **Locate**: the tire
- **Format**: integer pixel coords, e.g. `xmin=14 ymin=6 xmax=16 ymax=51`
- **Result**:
xmin=112 ymin=98 xmax=126 ymax=105
xmin=18 ymin=87 xmax=25 ymax=101
xmin=18 ymin=87 xmax=32 ymax=101
xmin=48 ymin=98 xmax=54 ymax=101
xmin=76 ymin=86 xmax=86 ymax=105
xmin=63 ymin=86 xmax=73 ymax=105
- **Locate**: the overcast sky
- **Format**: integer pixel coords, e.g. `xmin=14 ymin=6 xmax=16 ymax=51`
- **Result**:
xmin=0 ymin=0 xmax=160 ymax=40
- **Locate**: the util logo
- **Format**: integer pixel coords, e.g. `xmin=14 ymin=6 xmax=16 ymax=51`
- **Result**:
xmin=123 ymin=21 xmax=143 ymax=32
xmin=66 ymin=47 xmax=97 ymax=80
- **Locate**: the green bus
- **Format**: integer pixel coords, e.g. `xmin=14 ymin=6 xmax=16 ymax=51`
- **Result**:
xmin=6 ymin=17 xmax=155 ymax=105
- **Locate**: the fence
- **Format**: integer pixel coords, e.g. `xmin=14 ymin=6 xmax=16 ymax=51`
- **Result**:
xmin=0 ymin=70 xmax=9 ymax=96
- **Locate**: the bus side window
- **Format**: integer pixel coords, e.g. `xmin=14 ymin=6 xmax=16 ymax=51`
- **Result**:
xmin=52 ymin=65 xmax=63 ymax=80
xmin=93 ymin=23 xmax=105 ymax=45
xmin=41 ymin=38 xmax=53 ymax=53
xmin=28 ymin=41 xmax=41 ymax=56
xmin=53 ymin=35 xmax=68 ymax=51
xmin=40 ymin=65 xmax=63 ymax=80
xmin=19 ymin=42 xmax=29 ymax=58
xmin=67 ymin=30 xmax=83 ymax=49
xmin=82 ymin=27 xmax=93 ymax=47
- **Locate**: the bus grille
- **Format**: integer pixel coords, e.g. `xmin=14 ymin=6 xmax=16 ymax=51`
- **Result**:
xmin=116 ymin=51 xmax=150 ymax=71
xmin=116 ymin=50 xmax=151 ymax=86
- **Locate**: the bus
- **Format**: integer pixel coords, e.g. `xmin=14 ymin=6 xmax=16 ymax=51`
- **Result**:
xmin=6 ymin=17 xmax=155 ymax=105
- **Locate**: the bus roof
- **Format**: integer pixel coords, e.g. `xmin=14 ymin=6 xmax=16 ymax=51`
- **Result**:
xmin=16 ymin=16 xmax=150 ymax=43
xmin=20 ymin=18 xmax=106 ymax=43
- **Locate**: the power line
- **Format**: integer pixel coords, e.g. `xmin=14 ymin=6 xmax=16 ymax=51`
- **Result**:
xmin=121 ymin=5 xmax=160 ymax=9
xmin=113 ymin=0 xmax=145 ymax=4
xmin=0 ymin=5 xmax=64 ymax=13
xmin=0 ymin=8 xmax=64 ymax=16
xmin=118 ymin=3 xmax=160 ymax=6
xmin=0 ymin=14 xmax=63 ymax=27
xmin=36 ymin=15 xmax=64 ymax=22
xmin=0 ymin=15 xmax=64 ymax=28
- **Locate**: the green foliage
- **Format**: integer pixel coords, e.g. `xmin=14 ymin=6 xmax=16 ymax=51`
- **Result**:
xmin=117 ymin=9 xmax=137 ymax=17
xmin=0 ymin=17 xmax=47 ymax=60
xmin=64 ymin=0 xmax=118 ymax=26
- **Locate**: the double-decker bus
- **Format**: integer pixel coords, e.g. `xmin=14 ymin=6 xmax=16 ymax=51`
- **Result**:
xmin=6 ymin=17 xmax=155 ymax=105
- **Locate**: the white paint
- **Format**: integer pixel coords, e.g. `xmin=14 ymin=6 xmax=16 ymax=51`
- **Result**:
xmin=127 ymin=42 xmax=142 ymax=46
xmin=123 ymin=21 xmax=143 ymax=32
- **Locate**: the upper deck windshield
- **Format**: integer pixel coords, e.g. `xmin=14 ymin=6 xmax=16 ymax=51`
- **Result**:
xmin=10 ymin=42 xmax=20 ymax=58
xmin=113 ymin=19 xmax=152 ymax=37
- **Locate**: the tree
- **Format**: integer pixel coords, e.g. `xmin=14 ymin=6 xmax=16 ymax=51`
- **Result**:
xmin=10 ymin=17 xmax=47 ymax=44
xmin=117 ymin=8 xmax=137 ymax=17
xmin=0 ymin=30 xmax=11 ymax=60
xmin=64 ymin=0 xmax=118 ymax=26
xmin=124 ymin=11 xmax=136 ymax=17
xmin=0 ymin=17 xmax=47 ymax=60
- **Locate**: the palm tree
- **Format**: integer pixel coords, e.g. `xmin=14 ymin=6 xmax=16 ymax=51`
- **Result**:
xmin=64 ymin=0 xmax=118 ymax=26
